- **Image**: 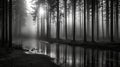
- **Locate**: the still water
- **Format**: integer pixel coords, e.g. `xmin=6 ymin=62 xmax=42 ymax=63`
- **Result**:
xmin=13 ymin=39 xmax=120 ymax=67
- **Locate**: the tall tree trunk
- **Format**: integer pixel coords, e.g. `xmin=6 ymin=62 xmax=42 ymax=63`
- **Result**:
xmin=2 ymin=0 xmax=8 ymax=47
xmin=9 ymin=0 xmax=12 ymax=48
xmin=47 ymin=7 xmax=49 ymax=38
xmin=2 ymin=0 xmax=5 ymax=46
xmin=96 ymin=0 xmax=99 ymax=41
xmin=92 ymin=0 xmax=95 ymax=42
xmin=111 ymin=0 xmax=114 ymax=42
xmin=6 ymin=0 xmax=8 ymax=43
xmin=84 ymin=0 xmax=87 ymax=42
xmin=72 ymin=1 xmax=76 ymax=66
xmin=65 ymin=0 xmax=67 ymax=40
xmin=4 ymin=0 xmax=7 ymax=44
xmin=73 ymin=0 xmax=76 ymax=41
xmin=116 ymin=0 xmax=119 ymax=40
xmin=49 ymin=11 xmax=51 ymax=38
xmin=86 ymin=0 xmax=90 ymax=41
xmin=102 ymin=0 xmax=104 ymax=40
xmin=106 ymin=0 xmax=110 ymax=41
xmin=56 ymin=0 xmax=60 ymax=39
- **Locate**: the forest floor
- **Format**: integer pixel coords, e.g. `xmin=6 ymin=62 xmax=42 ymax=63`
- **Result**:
xmin=0 ymin=47 xmax=60 ymax=67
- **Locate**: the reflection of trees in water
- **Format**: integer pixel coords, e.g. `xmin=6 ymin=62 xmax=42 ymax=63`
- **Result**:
xmin=22 ymin=40 xmax=120 ymax=67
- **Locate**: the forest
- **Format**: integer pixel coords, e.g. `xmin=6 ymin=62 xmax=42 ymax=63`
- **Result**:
xmin=0 ymin=0 xmax=120 ymax=67
xmin=0 ymin=0 xmax=120 ymax=49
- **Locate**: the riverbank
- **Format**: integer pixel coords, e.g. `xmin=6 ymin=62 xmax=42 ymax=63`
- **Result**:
xmin=0 ymin=48 xmax=60 ymax=67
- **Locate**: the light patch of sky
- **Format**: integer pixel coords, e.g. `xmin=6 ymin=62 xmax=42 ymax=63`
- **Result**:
xmin=25 ymin=0 xmax=36 ymax=14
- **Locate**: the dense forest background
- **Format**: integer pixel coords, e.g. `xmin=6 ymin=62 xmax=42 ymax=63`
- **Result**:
xmin=11 ymin=0 xmax=120 ymax=42
xmin=0 ymin=0 xmax=120 ymax=48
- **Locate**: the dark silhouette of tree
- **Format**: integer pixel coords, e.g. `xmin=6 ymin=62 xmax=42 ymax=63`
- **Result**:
xmin=46 ymin=4 xmax=49 ymax=38
xmin=106 ymin=0 xmax=110 ymax=41
xmin=96 ymin=0 xmax=99 ymax=41
xmin=92 ymin=0 xmax=95 ymax=42
xmin=47 ymin=5 xmax=50 ymax=38
xmin=0 ymin=0 xmax=2 ymax=43
xmin=86 ymin=0 xmax=91 ymax=41
xmin=84 ymin=0 xmax=87 ymax=42
xmin=101 ymin=0 xmax=104 ymax=40
xmin=64 ymin=0 xmax=67 ymax=40
xmin=56 ymin=0 xmax=60 ymax=39
xmin=9 ymin=0 xmax=12 ymax=49
xmin=1 ymin=0 xmax=10 ymax=48
xmin=2 ymin=0 xmax=5 ymax=46
xmin=72 ymin=0 xmax=76 ymax=41
xmin=111 ymin=0 xmax=114 ymax=42
xmin=116 ymin=0 xmax=119 ymax=41
xmin=0 ymin=0 xmax=12 ymax=50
